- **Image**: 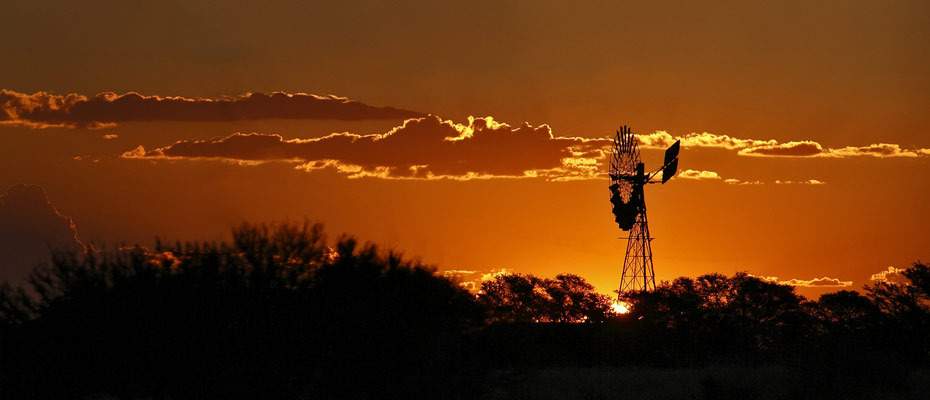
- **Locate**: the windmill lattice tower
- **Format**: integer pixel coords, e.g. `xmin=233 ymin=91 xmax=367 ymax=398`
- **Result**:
xmin=608 ymin=126 xmax=680 ymax=298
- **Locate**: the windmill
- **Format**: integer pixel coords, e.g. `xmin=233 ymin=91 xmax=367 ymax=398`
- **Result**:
xmin=608 ymin=126 xmax=680 ymax=297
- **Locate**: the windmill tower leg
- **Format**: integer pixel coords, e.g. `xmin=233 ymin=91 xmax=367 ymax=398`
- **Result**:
xmin=618 ymin=208 xmax=655 ymax=298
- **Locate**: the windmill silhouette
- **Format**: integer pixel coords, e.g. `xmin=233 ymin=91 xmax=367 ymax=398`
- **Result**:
xmin=609 ymin=126 xmax=680 ymax=297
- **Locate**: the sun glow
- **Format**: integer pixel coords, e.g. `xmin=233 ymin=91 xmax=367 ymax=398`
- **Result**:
xmin=611 ymin=301 xmax=630 ymax=314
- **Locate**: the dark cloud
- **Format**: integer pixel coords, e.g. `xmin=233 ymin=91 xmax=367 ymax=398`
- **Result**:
xmin=0 ymin=184 xmax=84 ymax=283
xmin=0 ymin=89 xmax=424 ymax=129
xmin=124 ymin=116 xmax=607 ymax=180
xmin=738 ymin=141 xmax=825 ymax=157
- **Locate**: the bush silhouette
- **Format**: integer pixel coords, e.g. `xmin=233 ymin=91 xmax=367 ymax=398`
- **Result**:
xmin=0 ymin=222 xmax=483 ymax=399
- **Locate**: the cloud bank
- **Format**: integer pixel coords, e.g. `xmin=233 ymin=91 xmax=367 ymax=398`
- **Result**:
xmin=0 ymin=184 xmax=85 ymax=283
xmin=101 ymin=107 xmax=917 ymax=182
xmin=122 ymin=119 xmax=836 ymax=183
xmin=0 ymin=89 xmax=424 ymax=129
xmin=125 ymin=116 xmax=606 ymax=181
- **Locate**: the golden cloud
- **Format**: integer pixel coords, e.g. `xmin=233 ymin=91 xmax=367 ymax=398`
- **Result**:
xmin=752 ymin=274 xmax=853 ymax=288
xmin=779 ymin=277 xmax=853 ymax=287
xmin=675 ymin=169 xmax=822 ymax=185
xmin=723 ymin=178 xmax=763 ymax=185
xmin=441 ymin=267 xmax=512 ymax=293
xmin=676 ymin=169 xmax=722 ymax=180
xmin=638 ymin=131 xmax=776 ymax=150
xmin=638 ymin=130 xmax=929 ymax=158
xmin=774 ymin=179 xmax=827 ymax=185
xmin=869 ymin=266 xmax=909 ymax=284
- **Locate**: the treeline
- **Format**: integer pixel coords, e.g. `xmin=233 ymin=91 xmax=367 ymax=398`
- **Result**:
xmin=476 ymin=267 xmax=930 ymax=398
xmin=1 ymin=222 xmax=928 ymax=398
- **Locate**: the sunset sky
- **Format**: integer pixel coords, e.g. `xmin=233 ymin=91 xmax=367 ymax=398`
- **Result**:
xmin=2 ymin=0 xmax=928 ymax=298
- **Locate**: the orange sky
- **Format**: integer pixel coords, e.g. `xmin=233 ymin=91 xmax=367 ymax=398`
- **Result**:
xmin=1 ymin=1 xmax=928 ymax=299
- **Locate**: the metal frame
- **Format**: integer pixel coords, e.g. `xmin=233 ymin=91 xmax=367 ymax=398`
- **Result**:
xmin=619 ymin=199 xmax=656 ymax=294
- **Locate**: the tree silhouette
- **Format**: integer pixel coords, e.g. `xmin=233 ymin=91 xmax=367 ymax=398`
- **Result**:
xmin=479 ymin=273 xmax=546 ymax=322
xmin=624 ymin=272 xmax=807 ymax=364
xmin=867 ymin=262 xmax=930 ymax=316
xmin=864 ymin=262 xmax=930 ymax=365
xmin=479 ymin=273 xmax=610 ymax=323
xmin=543 ymin=274 xmax=613 ymax=323
xmin=809 ymin=290 xmax=881 ymax=334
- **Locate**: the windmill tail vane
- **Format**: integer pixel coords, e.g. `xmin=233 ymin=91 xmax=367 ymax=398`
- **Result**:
xmin=608 ymin=125 xmax=680 ymax=299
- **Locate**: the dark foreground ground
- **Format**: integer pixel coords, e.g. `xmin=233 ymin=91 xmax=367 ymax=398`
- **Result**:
xmin=484 ymin=366 xmax=930 ymax=400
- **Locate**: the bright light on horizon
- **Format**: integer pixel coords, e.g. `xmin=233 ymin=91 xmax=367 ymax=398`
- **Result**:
xmin=611 ymin=301 xmax=630 ymax=314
